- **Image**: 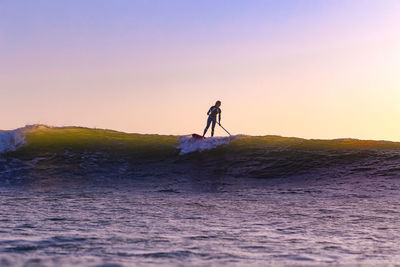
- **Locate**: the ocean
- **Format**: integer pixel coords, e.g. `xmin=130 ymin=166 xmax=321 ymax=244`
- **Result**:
xmin=1 ymin=125 xmax=400 ymax=266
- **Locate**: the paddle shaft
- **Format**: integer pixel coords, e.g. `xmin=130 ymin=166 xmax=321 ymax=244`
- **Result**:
xmin=218 ymin=123 xmax=232 ymax=136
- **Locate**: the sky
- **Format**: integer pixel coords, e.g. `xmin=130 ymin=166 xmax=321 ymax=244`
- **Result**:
xmin=1 ymin=0 xmax=400 ymax=140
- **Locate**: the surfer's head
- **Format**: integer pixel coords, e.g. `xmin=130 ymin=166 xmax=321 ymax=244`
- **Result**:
xmin=215 ymin=100 xmax=221 ymax=107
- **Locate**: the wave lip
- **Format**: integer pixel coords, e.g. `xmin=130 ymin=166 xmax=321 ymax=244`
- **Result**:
xmin=177 ymin=135 xmax=232 ymax=155
xmin=0 ymin=127 xmax=29 ymax=154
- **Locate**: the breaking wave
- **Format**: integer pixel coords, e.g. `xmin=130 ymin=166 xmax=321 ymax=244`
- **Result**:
xmin=177 ymin=136 xmax=232 ymax=155
xmin=0 ymin=127 xmax=28 ymax=154
xmin=1 ymin=125 xmax=400 ymax=186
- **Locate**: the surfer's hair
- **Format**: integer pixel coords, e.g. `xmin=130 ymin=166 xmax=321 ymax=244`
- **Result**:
xmin=216 ymin=100 xmax=221 ymax=105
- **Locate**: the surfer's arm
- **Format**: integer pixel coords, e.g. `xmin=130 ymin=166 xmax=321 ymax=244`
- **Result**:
xmin=207 ymin=107 xmax=212 ymax=115
xmin=218 ymin=111 xmax=221 ymax=123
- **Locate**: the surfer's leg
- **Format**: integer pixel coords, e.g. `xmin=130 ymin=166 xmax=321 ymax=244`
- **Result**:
xmin=211 ymin=119 xmax=216 ymax=137
xmin=203 ymin=117 xmax=212 ymax=136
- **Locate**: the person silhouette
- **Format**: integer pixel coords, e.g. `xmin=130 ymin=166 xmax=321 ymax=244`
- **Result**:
xmin=203 ymin=101 xmax=221 ymax=137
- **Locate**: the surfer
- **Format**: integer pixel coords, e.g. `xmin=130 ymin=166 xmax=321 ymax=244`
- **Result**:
xmin=203 ymin=101 xmax=221 ymax=137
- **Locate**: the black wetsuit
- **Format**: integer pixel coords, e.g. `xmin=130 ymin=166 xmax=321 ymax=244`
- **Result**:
xmin=203 ymin=106 xmax=221 ymax=137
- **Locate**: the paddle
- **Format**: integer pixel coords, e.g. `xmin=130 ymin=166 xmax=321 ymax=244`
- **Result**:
xmin=218 ymin=123 xmax=232 ymax=136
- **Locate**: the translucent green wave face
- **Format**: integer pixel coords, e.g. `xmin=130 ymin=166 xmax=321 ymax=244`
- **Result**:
xmin=229 ymin=135 xmax=400 ymax=150
xmin=14 ymin=126 xmax=180 ymax=158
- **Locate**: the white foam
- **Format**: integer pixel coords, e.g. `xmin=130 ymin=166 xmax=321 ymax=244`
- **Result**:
xmin=0 ymin=127 xmax=28 ymax=154
xmin=177 ymin=135 xmax=233 ymax=155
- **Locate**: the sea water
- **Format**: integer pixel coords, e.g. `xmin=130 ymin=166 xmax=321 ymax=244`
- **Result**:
xmin=0 ymin=126 xmax=400 ymax=266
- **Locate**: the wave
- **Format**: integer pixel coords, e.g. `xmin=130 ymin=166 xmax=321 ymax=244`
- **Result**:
xmin=1 ymin=125 xmax=400 ymax=184
xmin=1 ymin=125 xmax=399 ymax=156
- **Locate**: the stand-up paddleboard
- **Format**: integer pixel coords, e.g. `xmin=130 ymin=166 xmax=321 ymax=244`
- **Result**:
xmin=192 ymin=134 xmax=206 ymax=140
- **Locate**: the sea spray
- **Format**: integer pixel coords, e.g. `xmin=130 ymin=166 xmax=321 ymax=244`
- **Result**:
xmin=0 ymin=127 xmax=27 ymax=154
xmin=177 ymin=136 xmax=232 ymax=155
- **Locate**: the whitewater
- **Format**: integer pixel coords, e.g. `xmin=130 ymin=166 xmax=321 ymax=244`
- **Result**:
xmin=1 ymin=125 xmax=400 ymax=266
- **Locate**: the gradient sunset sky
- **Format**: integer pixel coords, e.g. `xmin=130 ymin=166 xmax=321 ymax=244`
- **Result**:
xmin=1 ymin=1 xmax=400 ymax=140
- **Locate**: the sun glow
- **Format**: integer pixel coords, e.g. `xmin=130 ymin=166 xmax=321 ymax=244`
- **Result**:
xmin=1 ymin=1 xmax=400 ymax=141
